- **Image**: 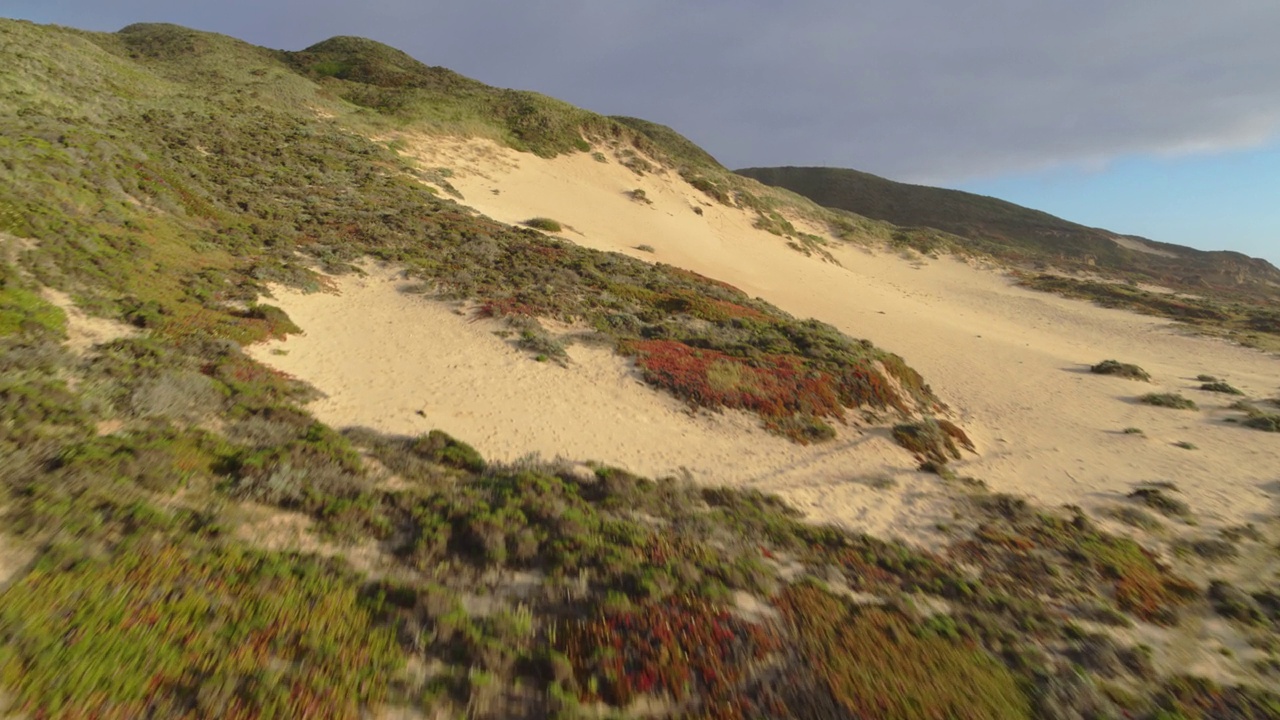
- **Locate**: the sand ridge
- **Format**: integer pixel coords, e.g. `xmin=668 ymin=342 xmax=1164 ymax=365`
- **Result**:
xmin=250 ymin=135 xmax=1279 ymax=539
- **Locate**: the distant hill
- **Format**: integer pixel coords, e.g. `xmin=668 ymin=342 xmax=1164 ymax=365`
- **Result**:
xmin=736 ymin=166 xmax=1280 ymax=299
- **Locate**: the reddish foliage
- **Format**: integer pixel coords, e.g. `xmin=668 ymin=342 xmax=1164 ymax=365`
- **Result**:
xmin=626 ymin=339 xmax=845 ymax=422
xmin=562 ymin=595 xmax=781 ymax=716
xmin=663 ymin=266 xmax=746 ymax=295
xmin=698 ymin=297 xmax=770 ymax=322
xmin=625 ymin=341 xmax=909 ymax=439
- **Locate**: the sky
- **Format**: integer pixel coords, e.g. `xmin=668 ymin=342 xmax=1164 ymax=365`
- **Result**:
xmin=8 ymin=0 xmax=1280 ymax=265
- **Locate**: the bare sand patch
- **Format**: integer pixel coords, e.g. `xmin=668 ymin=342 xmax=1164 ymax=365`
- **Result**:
xmin=1111 ymin=235 xmax=1180 ymax=258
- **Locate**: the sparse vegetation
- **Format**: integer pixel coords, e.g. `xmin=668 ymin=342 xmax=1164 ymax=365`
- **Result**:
xmin=1017 ymin=275 xmax=1280 ymax=351
xmin=626 ymin=188 xmax=652 ymax=204
xmin=1243 ymin=414 xmax=1280 ymax=432
xmin=892 ymin=417 xmax=976 ymax=465
xmin=1201 ymin=381 xmax=1244 ymax=395
xmin=1090 ymin=359 xmax=1151 ymax=381
xmin=1105 ymin=505 xmax=1163 ymax=532
xmin=1128 ymin=487 xmax=1192 ymax=520
xmin=1226 ymin=400 xmax=1280 ymax=432
xmin=522 ymin=217 xmax=563 ymax=232
xmin=1138 ymin=393 xmax=1198 ymax=410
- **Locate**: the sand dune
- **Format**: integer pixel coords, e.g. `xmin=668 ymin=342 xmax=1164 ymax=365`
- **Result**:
xmin=250 ymin=136 xmax=1279 ymax=540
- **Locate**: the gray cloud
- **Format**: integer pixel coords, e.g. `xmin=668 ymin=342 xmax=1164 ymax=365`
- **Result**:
xmin=10 ymin=0 xmax=1280 ymax=181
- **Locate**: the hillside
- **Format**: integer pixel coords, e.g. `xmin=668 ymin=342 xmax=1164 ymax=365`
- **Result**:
xmin=736 ymin=165 xmax=1280 ymax=295
xmin=2 ymin=18 xmax=1280 ymax=720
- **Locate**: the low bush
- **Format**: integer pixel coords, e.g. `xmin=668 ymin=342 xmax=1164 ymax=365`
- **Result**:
xmin=626 ymin=188 xmax=652 ymax=204
xmin=1200 ymin=381 xmax=1244 ymax=395
xmin=1242 ymin=413 xmax=1280 ymax=432
xmin=892 ymin=417 xmax=976 ymax=465
xmin=1089 ymin=360 xmax=1150 ymax=381
xmin=1127 ymin=487 xmax=1191 ymax=519
xmin=522 ymin=217 xmax=563 ymax=232
xmin=1138 ymin=393 xmax=1198 ymax=410
xmin=409 ymin=430 xmax=486 ymax=473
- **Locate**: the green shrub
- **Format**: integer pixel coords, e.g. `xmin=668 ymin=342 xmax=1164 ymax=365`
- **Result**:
xmin=1242 ymin=414 xmax=1280 ymax=432
xmin=1127 ymin=487 xmax=1191 ymax=519
xmin=1138 ymin=393 xmax=1197 ymax=410
xmin=892 ymin=417 xmax=975 ymax=465
xmin=626 ymin=188 xmax=652 ymax=204
xmin=1200 ymin=381 xmax=1243 ymax=395
xmin=410 ymin=430 xmax=486 ymax=472
xmin=1090 ymin=360 xmax=1150 ymax=381
xmin=523 ymin=217 xmax=563 ymax=232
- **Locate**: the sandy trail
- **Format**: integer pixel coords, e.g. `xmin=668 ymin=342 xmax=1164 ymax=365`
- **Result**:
xmin=251 ymin=135 xmax=1279 ymax=538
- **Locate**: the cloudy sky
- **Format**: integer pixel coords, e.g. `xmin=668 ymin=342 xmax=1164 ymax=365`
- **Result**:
xmin=9 ymin=0 xmax=1280 ymax=263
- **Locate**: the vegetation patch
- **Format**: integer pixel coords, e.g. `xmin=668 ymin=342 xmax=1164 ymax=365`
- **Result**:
xmin=892 ymin=417 xmax=975 ymax=465
xmin=774 ymin=582 xmax=1031 ymax=720
xmin=522 ymin=217 xmax=563 ymax=233
xmin=626 ymin=338 xmax=905 ymax=442
xmin=0 ymin=540 xmax=403 ymax=719
xmin=1200 ymin=381 xmax=1244 ymax=395
xmin=0 ymin=264 xmax=66 ymax=339
xmin=1138 ymin=393 xmax=1198 ymax=410
xmin=1017 ymin=275 xmax=1280 ymax=350
xmin=1151 ymin=675 xmax=1280 ymax=719
xmin=1090 ymin=359 xmax=1150 ymax=381
xmin=561 ymin=594 xmax=781 ymax=711
xmin=1127 ymin=487 xmax=1192 ymax=520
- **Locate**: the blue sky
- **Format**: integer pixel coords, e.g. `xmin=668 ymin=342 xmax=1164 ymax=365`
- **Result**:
xmin=6 ymin=0 xmax=1280 ymax=265
xmin=954 ymin=143 xmax=1280 ymax=265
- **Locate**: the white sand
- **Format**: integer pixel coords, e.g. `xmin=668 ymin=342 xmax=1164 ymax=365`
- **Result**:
xmin=250 ymin=135 xmax=1279 ymax=538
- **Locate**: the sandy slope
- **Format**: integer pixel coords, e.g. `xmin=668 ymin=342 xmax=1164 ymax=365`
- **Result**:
xmin=250 ymin=136 xmax=1279 ymax=539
